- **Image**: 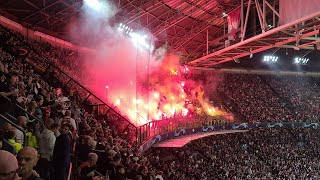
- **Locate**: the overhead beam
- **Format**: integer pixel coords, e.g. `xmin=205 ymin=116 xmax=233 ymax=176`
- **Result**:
xmin=152 ymin=0 xmax=221 ymax=36
xmin=21 ymin=1 xmax=60 ymax=21
xmin=32 ymin=1 xmax=82 ymax=26
xmin=189 ymin=10 xmax=320 ymax=65
xmin=205 ymin=29 xmax=319 ymax=66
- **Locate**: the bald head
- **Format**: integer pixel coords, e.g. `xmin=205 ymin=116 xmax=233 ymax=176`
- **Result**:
xmin=17 ymin=147 xmax=38 ymax=178
xmin=0 ymin=150 xmax=20 ymax=180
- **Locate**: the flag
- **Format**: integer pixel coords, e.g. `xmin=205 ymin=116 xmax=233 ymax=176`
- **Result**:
xmin=228 ymin=7 xmax=241 ymax=40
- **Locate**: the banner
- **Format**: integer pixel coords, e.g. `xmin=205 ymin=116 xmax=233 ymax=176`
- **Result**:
xmin=228 ymin=7 xmax=241 ymax=40
xmin=279 ymin=0 xmax=320 ymax=25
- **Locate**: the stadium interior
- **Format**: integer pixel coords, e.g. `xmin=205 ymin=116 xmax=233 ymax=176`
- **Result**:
xmin=0 ymin=0 xmax=320 ymax=179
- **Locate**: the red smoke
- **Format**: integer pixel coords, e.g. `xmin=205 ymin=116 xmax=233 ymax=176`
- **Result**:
xmin=67 ymin=0 xmax=227 ymax=126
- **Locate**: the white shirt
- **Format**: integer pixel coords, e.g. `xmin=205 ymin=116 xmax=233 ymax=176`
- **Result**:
xmin=38 ymin=129 xmax=56 ymax=160
xmin=15 ymin=128 xmax=24 ymax=144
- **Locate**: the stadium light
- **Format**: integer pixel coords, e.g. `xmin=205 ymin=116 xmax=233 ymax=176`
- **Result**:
xmin=84 ymin=0 xmax=103 ymax=12
xmin=263 ymin=55 xmax=278 ymax=62
xmin=129 ymin=32 xmax=150 ymax=49
xmin=117 ymin=23 xmax=152 ymax=50
xmin=293 ymin=57 xmax=309 ymax=65
xmin=222 ymin=12 xmax=228 ymax=17
xmin=118 ymin=23 xmax=132 ymax=35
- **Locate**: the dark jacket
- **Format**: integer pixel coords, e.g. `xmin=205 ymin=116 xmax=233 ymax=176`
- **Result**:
xmin=53 ymin=134 xmax=71 ymax=167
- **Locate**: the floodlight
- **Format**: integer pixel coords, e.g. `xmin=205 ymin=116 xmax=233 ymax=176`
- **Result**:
xmin=84 ymin=0 xmax=102 ymax=12
xmin=263 ymin=55 xmax=279 ymax=63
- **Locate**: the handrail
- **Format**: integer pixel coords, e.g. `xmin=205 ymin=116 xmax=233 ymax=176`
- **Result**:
xmin=0 ymin=93 xmax=44 ymax=128
xmin=67 ymin=162 xmax=72 ymax=180
xmin=0 ymin=25 xmax=136 ymax=129
xmin=0 ymin=114 xmax=27 ymax=147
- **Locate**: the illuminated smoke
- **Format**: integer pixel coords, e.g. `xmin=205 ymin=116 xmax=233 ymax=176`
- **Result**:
xmin=67 ymin=0 xmax=226 ymax=126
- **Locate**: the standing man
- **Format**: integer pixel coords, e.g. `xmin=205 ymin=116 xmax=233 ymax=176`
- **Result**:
xmin=37 ymin=118 xmax=56 ymax=179
xmin=53 ymin=123 xmax=72 ymax=180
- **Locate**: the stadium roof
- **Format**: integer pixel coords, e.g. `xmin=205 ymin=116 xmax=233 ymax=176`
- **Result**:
xmin=0 ymin=0 xmax=243 ymax=60
xmin=2 ymin=0 xmax=319 ymax=69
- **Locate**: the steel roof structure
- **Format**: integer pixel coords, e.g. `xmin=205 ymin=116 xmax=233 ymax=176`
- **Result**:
xmin=189 ymin=11 xmax=320 ymax=67
xmin=0 ymin=0 xmax=240 ymax=59
xmin=0 ymin=0 xmax=319 ymax=67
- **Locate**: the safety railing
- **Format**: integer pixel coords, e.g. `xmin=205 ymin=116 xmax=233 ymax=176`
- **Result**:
xmin=0 ymin=114 xmax=26 ymax=147
xmin=0 ymin=93 xmax=44 ymax=128
xmin=137 ymin=115 xmax=233 ymax=144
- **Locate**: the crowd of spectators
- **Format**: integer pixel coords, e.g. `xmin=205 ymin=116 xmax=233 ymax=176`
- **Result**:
xmin=218 ymin=74 xmax=295 ymax=122
xmin=0 ymin=24 xmax=161 ymax=180
xmin=218 ymin=73 xmax=320 ymax=123
xmin=146 ymin=128 xmax=320 ymax=179
xmin=264 ymin=75 xmax=320 ymax=122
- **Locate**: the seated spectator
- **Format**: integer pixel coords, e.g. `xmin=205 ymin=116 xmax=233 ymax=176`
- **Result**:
xmin=0 ymin=132 xmax=14 ymax=152
xmin=25 ymin=123 xmax=38 ymax=149
xmin=1 ymin=122 xmax=12 ymax=134
xmin=78 ymin=152 xmax=99 ymax=180
xmin=0 ymin=150 xmax=20 ymax=180
xmin=17 ymin=147 xmax=42 ymax=180
xmin=77 ymin=136 xmax=94 ymax=163
xmin=7 ymin=130 xmax=22 ymax=154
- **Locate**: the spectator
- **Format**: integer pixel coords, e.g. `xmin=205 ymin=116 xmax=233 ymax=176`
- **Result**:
xmin=0 ymin=73 xmax=19 ymax=113
xmin=53 ymin=123 xmax=72 ymax=180
xmin=25 ymin=123 xmax=38 ymax=149
xmin=0 ymin=150 xmax=20 ymax=180
xmin=36 ymin=118 xmax=56 ymax=179
xmin=17 ymin=147 xmax=42 ymax=180
xmin=7 ymin=130 xmax=22 ymax=154
xmin=77 ymin=135 xmax=94 ymax=162
xmin=15 ymin=116 xmax=27 ymax=145
xmin=77 ymin=152 xmax=99 ymax=180
xmin=0 ymin=72 xmax=19 ymax=101
xmin=0 ymin=130 xmax=15 ymax=154
xmin=107 ymin=154 xmax=122 ymax=180
xmin=114 ymin=165 xmax=126 ymax=180
xmin=34 ymin=95 xmax=44 ymax=120
xmin=60 ymin=110 xmax=77 ymax=131
xmin=51 ymin=123 xmax=61 ymax=137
